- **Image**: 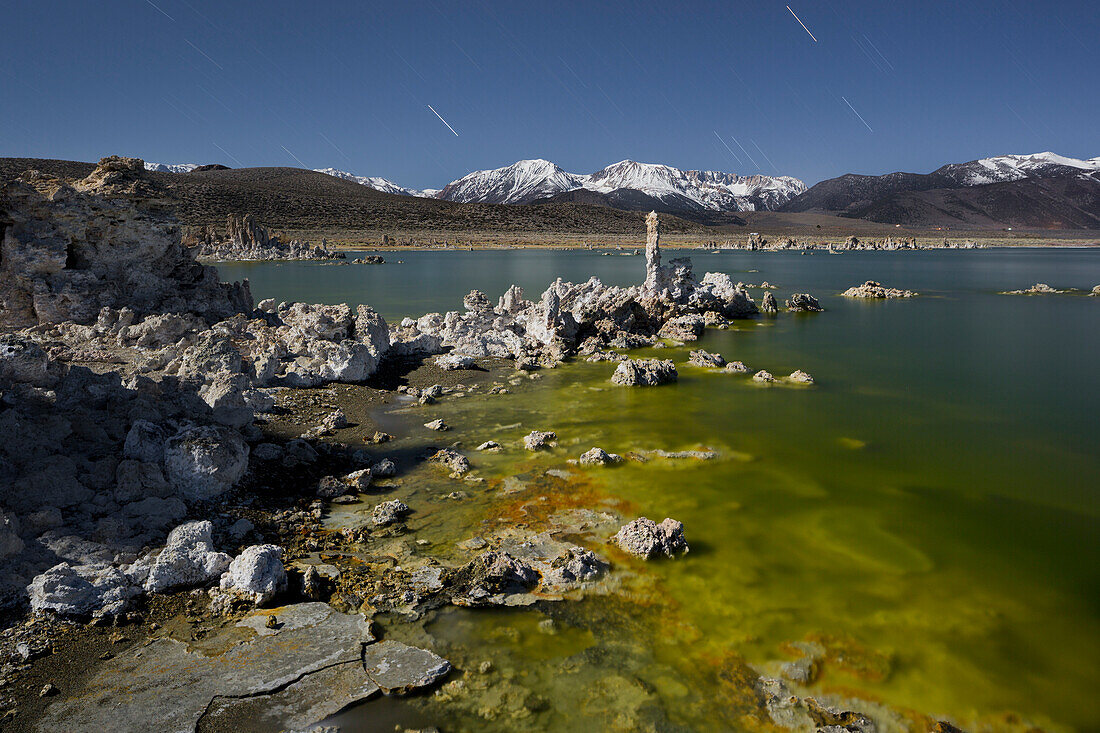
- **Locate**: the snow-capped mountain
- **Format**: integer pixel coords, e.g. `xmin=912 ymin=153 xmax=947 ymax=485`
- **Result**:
xmin=434 ymin=158 xmax=805 ymax=211
xmin=144 ymin=162 xmax=199 ymax=173
xmin=313 ymin=168 xmax=437 ymax=198
xmin=936 ymin=152 xmax=1100 ymax=186
xmin=312 ymin=158 xmax=805 ymax=212
xmin=436 ymin=159 xmax=591 ymax=205
xmin=584 ymin=160 xmax=806 ymax=212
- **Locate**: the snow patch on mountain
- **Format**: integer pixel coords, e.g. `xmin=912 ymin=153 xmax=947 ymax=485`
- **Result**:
xmin=144 ymin=162 xmax=199 ymax=173
xmin=939 ymin=152 xmax=1100 ymax=186
xmin=313 ymin=168 xmax=436 ymax=198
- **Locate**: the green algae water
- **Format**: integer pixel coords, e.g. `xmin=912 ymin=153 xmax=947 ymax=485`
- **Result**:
xmin=219 ymin=249 xmax=1100 ymax=732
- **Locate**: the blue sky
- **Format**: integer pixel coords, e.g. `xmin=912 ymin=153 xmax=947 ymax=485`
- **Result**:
xmin=2 ymin=1 xmax=1096 ymax=188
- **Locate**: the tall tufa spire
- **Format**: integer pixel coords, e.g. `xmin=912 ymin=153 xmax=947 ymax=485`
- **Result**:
xmin=643 ymin=211 xmax=661 ymax=292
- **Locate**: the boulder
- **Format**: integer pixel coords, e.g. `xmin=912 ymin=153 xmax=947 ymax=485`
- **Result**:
xmin=761 ymin=291 xmax=778 ymax=314
xmin=577 ymin=448 xmax=623 ymax=466
xmin=145 ymin=520 xmax=232 ymax=593
xmin=316 ymin=476 xmax=352 ymax=499
xmin=613 ymin=517 xmax=689 ymax=559
xmin=688 ymin=349 xmax=726 ymax=368
xmin=219 ymin=544 xmax=287 ymax=606
xmin=0 ymin=334 xmax=61 ymax=387
xmin=725 ymin=361 xmax=751 ymax=373
xmin=252 ymin=443 xmax=284 ymax=461
xmin=163 ymin=425 xmax=249 ymax=500
xmin=343 ymin=468 xmax=372 ymax=491
xmin=27 ymin=562 xmax=142 ymax=617
xmin=428 ymin=449 xmax=470 ymax=477
xmin=611 ymin=359 xmax=677 ymax=386
xmin=753 ymin=370 xmax=776 ymax=383
xmin=198 ymin=372 xmax=255 ymax=428
xmin=123 ymin=420 xmax=167 ymax=463
xmin=786 ymin=293 xmax=823 ymax=312
xmin=543 ymin=547 xmax=607 ymax=584
xmin=371 ymin=458 xmax=396 ymax=477
xmin=371 ymin=500 xmax=410 ymax=527
xmin=353 ymin=304 xmax=391 ymax=363
xmin=455 ymin=551 xmax=541 ymax=605
xmin=523 ymin=430 xmax=557 ymax=451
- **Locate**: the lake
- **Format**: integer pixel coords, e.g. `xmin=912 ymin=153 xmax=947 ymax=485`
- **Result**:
xmin=219 ymin=248 xmax=1100 ymax=732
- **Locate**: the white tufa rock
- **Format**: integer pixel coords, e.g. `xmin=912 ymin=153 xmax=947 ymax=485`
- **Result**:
xmin=28 ymin=562 xmax=142 ymax=617
xmin=145 ymin=520 xmax=232 ymax=593
xmin=219 ymin=544 xmax=287 ymax=606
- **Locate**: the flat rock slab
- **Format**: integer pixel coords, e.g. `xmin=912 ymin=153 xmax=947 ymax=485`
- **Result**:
xmin=361 ymin=639 xmax=452 ymax=694
xmin=198 ymin=660 xmax=379 ymax=732
xmin=36 ymin=603 xmax=426 ymax=733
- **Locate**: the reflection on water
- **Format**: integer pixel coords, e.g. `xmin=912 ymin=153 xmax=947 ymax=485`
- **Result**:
xmin=221 ymin=249 xmax=1100 ymax=731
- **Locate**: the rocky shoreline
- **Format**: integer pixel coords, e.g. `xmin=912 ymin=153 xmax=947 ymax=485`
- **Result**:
xmin=0 ymin=158 xmax=1041 ymax=731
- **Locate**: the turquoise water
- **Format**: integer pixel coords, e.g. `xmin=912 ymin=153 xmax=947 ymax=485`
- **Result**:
xmin=219 ymin=249 xmax=1100 ymax=731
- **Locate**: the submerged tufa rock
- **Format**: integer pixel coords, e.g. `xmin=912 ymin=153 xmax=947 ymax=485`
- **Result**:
xmin=688 ymin=349 xmax=726 ymax=368
xmin=613 ymin=517 xmax=689 ymax=559
xmin=577 ymin=447 xmax=623 ymax=466
xmin=611 ymin=358 xmax=678 ymax=386
xmin=842 ymin=281 xmax=918 ymax=298
xmin=785 ymin=293 xmax=823 ymax=312
xmin=523 ymin=430 xmax=557 ymax=451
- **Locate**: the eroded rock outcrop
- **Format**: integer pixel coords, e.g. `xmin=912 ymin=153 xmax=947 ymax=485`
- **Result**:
xmin=0 ymin=157 xmax=251 ymax=331
xmin=184 ymin=213 xmax=344 ymax=261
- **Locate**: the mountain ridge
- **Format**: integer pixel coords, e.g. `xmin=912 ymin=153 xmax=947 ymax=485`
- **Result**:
xmin=782 ymin=152 xmax=1100 ymax=229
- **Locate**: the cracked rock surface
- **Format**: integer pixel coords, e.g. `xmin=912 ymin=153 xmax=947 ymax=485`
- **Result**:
xmin=35 ymin=602 xmax=450 ymax=732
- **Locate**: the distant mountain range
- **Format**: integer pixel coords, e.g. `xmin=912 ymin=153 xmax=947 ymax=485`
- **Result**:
xmin=144 ymin=151 xmax=1100 ymax=229
xmin=781 ymin=152 xmax=1100 ymax=229
xmin=309 ymin=159 xmax=806 ymax=218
